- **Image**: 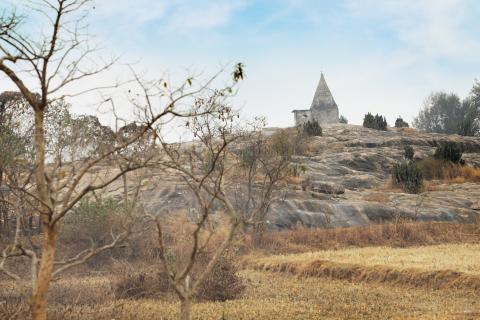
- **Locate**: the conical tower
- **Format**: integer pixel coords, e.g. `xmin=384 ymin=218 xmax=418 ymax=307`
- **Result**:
xmin=291 ymin=73 xmax=340 ymax=126
xmin=311 ymin=73 xmax=337 ymax=110
xmin=310 ymin=73 xmax=339 ymax=124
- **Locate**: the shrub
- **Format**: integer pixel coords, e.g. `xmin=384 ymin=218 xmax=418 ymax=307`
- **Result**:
xmin=339 ymin=115 xmax=348 ymax=124
xmin=392 ymin=161 xmax=423 ymax=194
xmin=112 ymin=256 xmax=245 ymax=302
xmin=395 ymin=117 xmax=409 ymax=128
xmin=61 ymin=196 xmax=123 ymax=244
xmin=403 ymin=145 xmax=414 ymax=161
xmin=303 ymin=120 xmax=322 ymax=136
xmin=363 ymin=113 xmax=387 ymax=131
xmin=434 ymin=141 xmax=462 ymax=163
xmin=196 ymin=256 xmax=245 ymax=301
xmin=416 ymin=158 xmax=480 ymax=182
xmin=113 ymin=265 xmax=172 ymax=299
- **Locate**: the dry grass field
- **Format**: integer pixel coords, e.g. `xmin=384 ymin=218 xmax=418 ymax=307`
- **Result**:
xmin=246 ymin=243 xmax=480 ymax=294
xmin=2 ymin=223 xmax=480 ymax=319
xmin=2 ymin=270 xmax=480 ymax=320
xmin=250 ymin=243 xmax=480 ymax=274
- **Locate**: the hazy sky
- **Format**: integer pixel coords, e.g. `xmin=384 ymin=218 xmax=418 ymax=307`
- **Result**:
xmin=3 ymin=0 xmax=480 ymax=127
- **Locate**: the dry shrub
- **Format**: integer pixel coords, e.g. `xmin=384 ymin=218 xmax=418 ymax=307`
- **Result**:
xmin=247 ymin=222 xmax=480 ymax=255
xmin=416 ymin=159 xmax=480 ymax=182
xmin=111 ymin=255 xmax=245 ymax=302
xmin=196 ymin=256 xmax=245 ymax=301
xmin=250 ymin=258 xmax=480 ymax=293
xmin=112 ymin=215 xmax=244 ymax=301
xmin=112 ymin=263 xmax=172 ymax=300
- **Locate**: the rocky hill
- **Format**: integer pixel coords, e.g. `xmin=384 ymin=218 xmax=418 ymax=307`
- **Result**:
xmin=267 ymin=124 xmax=480 ymax=228
xmin=102 ymin=124 xmax=480 ymax=229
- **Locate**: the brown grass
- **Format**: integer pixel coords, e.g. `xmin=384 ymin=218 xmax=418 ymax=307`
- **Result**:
xmin=362 ymin=192 xmax=391 ymax=202
xmin=417 ymin=159 xmax=480 ymax=183
xmin=246 ymin=222 xmax=480 ymax=255
xmin=246 ymin=244 xmax=480 ymax=293
xmin=375 ymin=180 xmax=404 ymax=193
xmin=3 ymin=270 xmax=480 ymax=319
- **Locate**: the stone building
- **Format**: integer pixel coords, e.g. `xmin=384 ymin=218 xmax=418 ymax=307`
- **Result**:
xmin=292 ymin=73 xmax=339 ymax=126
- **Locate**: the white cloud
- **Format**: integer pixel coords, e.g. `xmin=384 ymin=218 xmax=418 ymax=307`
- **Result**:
xmin=166 ymin=1 xmax=248 ymax=33
xmin=93 ymin=0 xmax=168 ymax=24
xmin=93 ymin=0 xmax=248 ymax=33
xmin=346 ymin=0 xmax=480 ymax=60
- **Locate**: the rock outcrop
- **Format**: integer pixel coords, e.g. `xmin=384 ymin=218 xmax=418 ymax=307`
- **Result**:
xmin=102 ymin=124 xmax=480 ymax=229
xmin=265 ymin=124 xmax=480 ymax=228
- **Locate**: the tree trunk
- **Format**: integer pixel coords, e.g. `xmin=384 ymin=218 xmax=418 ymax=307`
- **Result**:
xmin=30 ymin=225 xmax=57 ymax=320
xmin=30 ymin=109 xmax=55 ymax=320
xmin=180 ymin=297 xmax=191 ymax=320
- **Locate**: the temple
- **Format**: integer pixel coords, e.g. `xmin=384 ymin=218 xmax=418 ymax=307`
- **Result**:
xmin=292 ymin=73 xmax=339 ymax=126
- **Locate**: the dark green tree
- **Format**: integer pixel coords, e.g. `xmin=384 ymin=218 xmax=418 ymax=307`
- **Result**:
xmin=395 ymin=117 xmax=409 ymax=128
xmin=414 ymin=86 xmax=479 ymax=136
xmin=434 ymin=141 xmax=463 ymax=163
xmin=404 ymin=145 xmax=414 ymax=161
xmin=303 ymin=120 xmax=322 ymax=136
xmin=363 ymin=113 xmax=387 ymax=130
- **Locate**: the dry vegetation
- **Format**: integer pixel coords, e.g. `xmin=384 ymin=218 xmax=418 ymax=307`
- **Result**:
xmin=2 ymin=270 xmax=480 ymax=319
xmin=245 ymin=221 xmax=480 ymax=254
xmin=417 ymin=159 xmax=480 ymax=183
xmin=3 ymin=221 xmax=480 ymax=319
xmin=246 ymin=243 xmax=480 ymax=292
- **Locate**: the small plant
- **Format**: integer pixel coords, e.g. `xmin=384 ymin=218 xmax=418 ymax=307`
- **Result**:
xmin=339 ymin=115 xmax=348 ymax=124
xmin=395 ymin=117 xmax=409 ymax=128
xmin=404 ymin=145 xmax=414 ymax=161
xmin=392 ymin=161 xmax=423 ymax=194
xmin=363 ymin=113 xmax=387 ymax=131
xmin=434 ymin=141 xmax=463 ymax=163
xmin=196 ymin=256 xmax=245 ymax=301
xmin=303 ymin=120 xmax=322 ymax=136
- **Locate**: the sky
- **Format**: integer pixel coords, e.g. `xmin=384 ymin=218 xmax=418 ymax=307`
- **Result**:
xmin=3 ymin=0 xmax=480 ymax=127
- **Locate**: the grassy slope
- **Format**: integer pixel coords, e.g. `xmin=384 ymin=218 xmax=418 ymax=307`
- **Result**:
xmin=2 ymin=270 xmax=480 ymax=319
xmin=245 ymin=243 xmax=480 ymax=293
xmin=251 ymin=244 xmax=480 ymax=274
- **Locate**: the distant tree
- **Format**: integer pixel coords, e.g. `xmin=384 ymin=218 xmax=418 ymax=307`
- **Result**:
xmin=392 ymin=161 xmax=423 ymax=194
xmin=395 ymin=117 xmax=409 ymax=128
xmin=303 ymin=120 xmax=322 ymax=136
xmin=363 ymin=113 xmax=387 ymax=131
xmin=339 ymin=115 xmax=348 ymax=124
xmin=404 ymin=145 xmax=414 ymax=161
xmin=413 ymin=87 xmax=479 ymax=136
xmin=434 ymin=141 xmax=463 ymax=164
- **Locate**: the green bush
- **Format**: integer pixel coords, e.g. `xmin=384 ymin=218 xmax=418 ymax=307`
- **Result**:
xmin=339 ymin=115 xmax=348 ymax=124
xmin=392 ymin=161 xmax=423 ymax=194
xmin=434 ymin=141 xmax=462 ymax=163
xmin=363 ymin=113 xmax=387 ymax=131
xmin=395 ymin=117 xmax=409 ymax=128
xmin=61 ymin=197 xmax=123 ymax=244
xmin=303 ymin=120 xmax=322 ymax=136
xmin=404 ymin=145 xmax=414 ymax=161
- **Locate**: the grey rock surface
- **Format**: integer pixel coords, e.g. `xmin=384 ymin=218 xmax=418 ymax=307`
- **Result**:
xmin=105 ymin=124 xmax=480 ymax=229
xmin=265 ymin=124 xmax=480 ymax=229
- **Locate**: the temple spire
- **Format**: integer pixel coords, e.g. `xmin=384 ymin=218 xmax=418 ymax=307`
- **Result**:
xmin=310 ymin=73 xmax=337 ymax=110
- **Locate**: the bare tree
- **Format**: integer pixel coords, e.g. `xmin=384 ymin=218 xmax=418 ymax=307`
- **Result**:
xmin=145 ymin=88 xmax=241 ymax=320
xmin=146 ymin=89 xmax=290 ymax=320
xmin=0 ymin=1 xmax=243 ymax=319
